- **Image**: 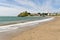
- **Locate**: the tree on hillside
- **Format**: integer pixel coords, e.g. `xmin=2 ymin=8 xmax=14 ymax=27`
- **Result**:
xmin=38 ymin=13 xmax=41 ymax=16
xmin=28 ymin=13 xmax=31 ymax=15
xmin=18 ymin=11 xmax=28 ymax=17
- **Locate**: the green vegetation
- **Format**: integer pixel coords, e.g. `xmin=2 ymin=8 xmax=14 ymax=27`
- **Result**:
xmin=18 ymin=11 xmax=31 ymax=17
xmin=18 ymin=11 xmax=60 ymax=17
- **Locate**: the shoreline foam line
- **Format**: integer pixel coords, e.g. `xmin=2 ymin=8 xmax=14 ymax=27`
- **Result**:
xmin=0 ymin=17 xmax=54 ymax=32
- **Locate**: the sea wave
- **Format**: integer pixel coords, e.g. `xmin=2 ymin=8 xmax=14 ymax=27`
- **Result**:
xmin=0 ymin=17 xmax=54 ymax=32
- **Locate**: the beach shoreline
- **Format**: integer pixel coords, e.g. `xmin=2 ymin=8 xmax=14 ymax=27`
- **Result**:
xmin=0 ymin=16 xmax=50 ymax=26
xmin=12 ymin=16 xmax=60 ymax=40
xmin=0 ymin=17 xmax=54 ymax=40
xmin=0 ymin=17 xmax=54 ymax=32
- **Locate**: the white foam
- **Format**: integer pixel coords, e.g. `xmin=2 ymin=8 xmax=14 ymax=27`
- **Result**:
xmin=0 ymin=17 xmax=54 ymax=32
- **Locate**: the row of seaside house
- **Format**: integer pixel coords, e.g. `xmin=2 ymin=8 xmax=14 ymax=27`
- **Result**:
xmin=30 ymin=13 xmax=60 ymax=16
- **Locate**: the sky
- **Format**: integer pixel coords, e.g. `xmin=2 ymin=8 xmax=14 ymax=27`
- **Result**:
xmin=0 ymin=0 xmax=60 ymax=16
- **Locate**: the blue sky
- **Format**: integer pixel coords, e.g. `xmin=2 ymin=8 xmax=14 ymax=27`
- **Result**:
xmin=0 ymin=0 xmax=60 ymax=16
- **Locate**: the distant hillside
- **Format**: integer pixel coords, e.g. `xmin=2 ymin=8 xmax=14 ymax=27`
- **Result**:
xmin=18 ymin=11 xmax=31 ymax=17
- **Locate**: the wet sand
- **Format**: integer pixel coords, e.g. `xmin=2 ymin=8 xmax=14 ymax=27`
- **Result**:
xmin=12 ymin=17 xmax=60 ymax=40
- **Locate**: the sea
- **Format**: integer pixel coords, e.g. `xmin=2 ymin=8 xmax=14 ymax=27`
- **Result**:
xmin=0 ymin=16 xmax=49 ymax=26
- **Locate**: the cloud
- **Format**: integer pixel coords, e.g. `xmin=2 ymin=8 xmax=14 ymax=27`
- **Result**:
xmin=54 ymin=0 xmax=60 ymax=5
xmin=39 ymin=0 xmax=53 ymax=13
xmin=0 ymin=0 xmax=60 ymax=16
xmin=15 ymin=0 xmax=41 ymax=12
xmin=0 ymin=6 xmax=33 ymax=16
xmin=0 ymin=6 xmax=19 ymax=16
xmin=39 ymin=0 xmax=60 ymax=13
xmin=15 ymin=0 xmax=60 ymax=13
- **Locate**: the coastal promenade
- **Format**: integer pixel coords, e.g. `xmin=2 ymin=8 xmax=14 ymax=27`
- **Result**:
xmin=12 ymin=17 xmax=60 ymax=40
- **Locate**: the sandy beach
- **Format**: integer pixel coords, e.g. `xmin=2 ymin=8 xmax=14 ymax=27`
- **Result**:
xmin=11 ymin=17 xmax=60 ymax=40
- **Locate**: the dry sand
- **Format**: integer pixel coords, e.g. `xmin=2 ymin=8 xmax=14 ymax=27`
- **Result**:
xmin=12 ymin=17 xmax=60 ymax=40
